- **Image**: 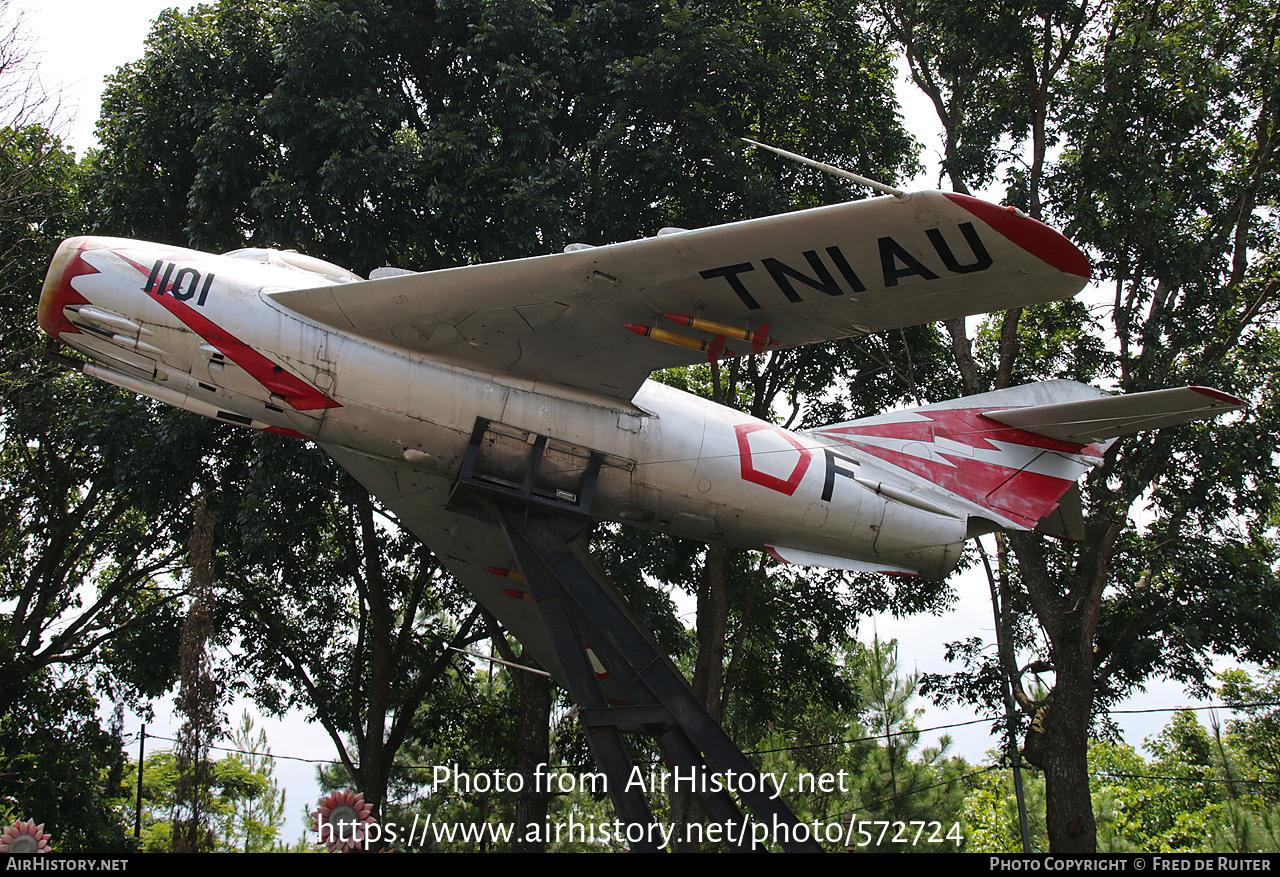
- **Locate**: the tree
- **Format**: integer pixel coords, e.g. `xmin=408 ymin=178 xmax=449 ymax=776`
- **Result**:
xmin=1019 ymin=0 xmax=1280 ymax=851
xmin=892 ymin=0 xmax=1280 ymax=851
xmin=0 ymin=8 xmax=213 ymax=851
xmin=963 ymin=767 xmax=1048 ymax=853
xmin=1219 ymin=667 xmax=1280 ymax=804
xmin=762 ymin=638 xmax=970 ymax=852
xmin=214 ymin=434 xmax=485 ymax=825
xmin=0 ymin=671 xmax=133 ymax=852
xmin=170 ymin=497 xmax=220 ymax=853
xmin=220 ymin=711 xmax=286 ymax=852
xmin=1084 ymin=700 xmax=1280 ymax=853
xmin=125 ymin=743 xmax=283 ymax=853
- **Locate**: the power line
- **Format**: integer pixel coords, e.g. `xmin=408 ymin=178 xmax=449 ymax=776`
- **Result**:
xmin=1109 ymin=700 xmax=1280 ymax=715
xmin=853 ymin=764 xmax=1002 ymax=813
xmin=747 ymin=715 xmax=996 ymax=756
xmin=133 ymin=696 xmax=1280 ymax=769
xmin=141 ymin=732 xmax=345 ymax=766
xmin=1096 ymin=771 xmax=1280 ymax=788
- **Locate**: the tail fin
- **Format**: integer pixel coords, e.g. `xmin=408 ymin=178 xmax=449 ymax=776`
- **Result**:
xmin=812 ymin=381 xmax=1243 ymax=535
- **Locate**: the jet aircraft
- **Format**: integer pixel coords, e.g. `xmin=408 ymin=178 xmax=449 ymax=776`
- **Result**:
xmin=37 ymin=189 xmax=1243 ymax=685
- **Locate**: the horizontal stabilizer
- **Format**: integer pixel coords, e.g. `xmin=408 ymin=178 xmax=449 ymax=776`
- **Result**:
xmin=986 ymin=386 xmax=1245 ymax=444
xmin=813 ymin=380 xmax=1244 ymax=533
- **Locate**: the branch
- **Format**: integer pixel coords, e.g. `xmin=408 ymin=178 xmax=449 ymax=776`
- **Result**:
xmin=248 ymin=600 xmax=361 ymax=782
xmin=384 ymin=605 xmax=482 ymax=761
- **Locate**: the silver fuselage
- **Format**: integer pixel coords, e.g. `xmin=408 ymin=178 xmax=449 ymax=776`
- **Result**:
xmin=41 ymin=237 xmax=976 ymax=578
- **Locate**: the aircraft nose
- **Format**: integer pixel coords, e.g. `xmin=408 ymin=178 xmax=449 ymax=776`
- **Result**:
xmin=38 ymin=236 xmax=100 ymax=341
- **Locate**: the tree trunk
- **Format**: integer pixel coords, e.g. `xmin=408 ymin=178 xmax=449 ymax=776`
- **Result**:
xmin=670 ymin=543 xmax=732 ymax=850
xmin=1023 ymin=648 xmax=1096 ymax=852
xmin=691 ymin=544 xmax=730 ymax=723
xmin=512 ymin=657 xmax=553 ymax=853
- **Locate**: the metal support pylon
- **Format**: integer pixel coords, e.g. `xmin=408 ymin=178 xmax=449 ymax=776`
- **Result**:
xmin=446 ymin=417 xmax=820 ymax=851
xmin=479 ymin=498 xmax=822 ymax=852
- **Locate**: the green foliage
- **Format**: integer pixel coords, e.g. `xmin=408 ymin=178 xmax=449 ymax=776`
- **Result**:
xmin=125 ymin=732 xmax=285 ymax=853
xmin=326 ymin=663 xmax=625 ymax=853
xmin=0 ymin=671 xmax=133 ymax=853
xmin=340 ymin=638 xmax=976 ymax=852
xmin=0 ymin=370 xmax=214 ymax=713
xmin=91 ymin=0 xmax=916 ymax=272
xmin=1089 ymin=735 xmax=1210 ymax=853
xmin=751 ymin=638 xmax=970 ymax=852
xmin=892 ymin=0 xmax=1280 ymax=851
xmin=1086 ymin=689 xmax=1280 ymax=854
xmin=221 ymin=711 xmax=286 ymax=852
xmin=1219 ymin=668 xmax=1280 ymax=803
xmin=965 ymin=700 xmax=1280 ymax=854
xmin=962 ymin=767 xmax=1048 ymax=853
xmin=0 ymin=30 xmax=202 ymax=847
xmin=0 ymin=125 xmax=83 ymax=353
xmin=211 ymin=433 xmax=482 ymax=818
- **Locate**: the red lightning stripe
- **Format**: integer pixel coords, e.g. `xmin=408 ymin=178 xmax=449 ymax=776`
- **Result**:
xmin=822 ymin=408 xmax=1088 ymax=454
xmin=120 ymin=254 xmax=340 ymax=411
xmin=817 ymin=408 xmax=1088 ymax=527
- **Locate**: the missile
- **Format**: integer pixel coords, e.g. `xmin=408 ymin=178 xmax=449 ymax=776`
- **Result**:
xmin=663 ymin=314 xmax=779 ymax=353
xmin=623 ymin=324 xmax=736 ymax=363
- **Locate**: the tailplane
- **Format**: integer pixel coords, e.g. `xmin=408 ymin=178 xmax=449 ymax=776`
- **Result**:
xmin=811 ymin=381 xmax=1243 ymax=537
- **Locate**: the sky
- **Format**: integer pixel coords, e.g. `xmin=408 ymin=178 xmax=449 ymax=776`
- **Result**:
xmin=17 ymin=0 xmax=1246 ymax=848
xmin=20 ymin=1 xmax=174 ymax=152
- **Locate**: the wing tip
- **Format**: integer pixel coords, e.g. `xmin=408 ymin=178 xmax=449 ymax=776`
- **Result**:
xmin=943 ymin=192 xmax=1092 ymax=280
xmin=1189 ymin=386 xmax=1246 ymax=408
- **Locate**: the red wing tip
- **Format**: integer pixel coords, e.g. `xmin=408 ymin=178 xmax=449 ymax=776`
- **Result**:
xmin=1190 ymin=386 xmax=1246 ymax=407
xmin=943 ymin=192 xmax=1092 ymax=280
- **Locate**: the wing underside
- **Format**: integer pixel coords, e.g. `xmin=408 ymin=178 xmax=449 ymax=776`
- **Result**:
xmin=271 ymin=191 xmax=1089 ymax=402
xmin=320 ymin=444 xmax=569 ymax=680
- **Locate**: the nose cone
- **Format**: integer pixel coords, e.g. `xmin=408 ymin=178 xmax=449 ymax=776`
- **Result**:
xmin=38 ymin=236 xmax=100 ymax=341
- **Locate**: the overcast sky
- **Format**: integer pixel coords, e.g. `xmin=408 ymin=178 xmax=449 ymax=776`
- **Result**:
xmin=21 ymin=1 xmax=176 ymax=152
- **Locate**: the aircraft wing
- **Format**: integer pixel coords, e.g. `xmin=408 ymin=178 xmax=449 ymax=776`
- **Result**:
xmin=985 ymin=386 xmax=1246 ymax=444
xmin=269 ymin=191 xmax=1089 ymax=402
xmin=319 ymin=443 xmax=570 ymax=681
xmin=321 ymin=444 xmax=660 ymax=699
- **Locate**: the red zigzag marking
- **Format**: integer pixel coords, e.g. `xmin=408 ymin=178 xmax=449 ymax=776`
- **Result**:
xmin=118 ymin=254 xmax=340 ymax=412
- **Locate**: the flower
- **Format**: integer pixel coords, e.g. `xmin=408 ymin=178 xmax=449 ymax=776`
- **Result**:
xmin=0 ymin=820 xmax=52 ymax=854
xmin=312 ymin=789 xmax=376 ymax=852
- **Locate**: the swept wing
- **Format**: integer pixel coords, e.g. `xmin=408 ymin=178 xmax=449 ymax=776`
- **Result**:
xmin=268 ymin=192 xmax=1089 ymax=401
